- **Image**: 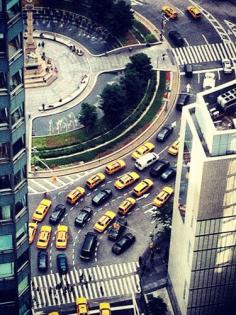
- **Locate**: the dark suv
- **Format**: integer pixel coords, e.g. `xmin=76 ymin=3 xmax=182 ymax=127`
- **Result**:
xmin=49 ymin=204 xmax=66 ymax=224
xmin=176 ymin=93 xmax=190 ymax=111
xmin=156 ymin=125 xmax=173 ymax=142
xmin=57 ymin=254 xmax=68 ymax=274
xmin=150 ymin=160 xmax=170 ymax=178
xmin=168 ymin=31 xmax=184 ymax=46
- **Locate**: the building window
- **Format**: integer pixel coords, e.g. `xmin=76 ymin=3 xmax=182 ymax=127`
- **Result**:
xmin=18 ymin=275 xmax=29 ymax=295
xmin=7 ymin=0 xmax=21 ymax=21
xmin=14 ymin=166 xmax=27 ymax=187
xmin=10 ymin=69 xmax=23 ymax=92
xmin=0 ymin=108 xmax=9 ymax=126
xmin=13 ymin=136 xmax=25 ymax=156
xmin=0 ymin=262 xmax=14 ymax=278
xmin=0 ymin=235 xmax=13 ymax=251
xmin=0 ymin=143 xmax=10 ymax=159
xmin=17 ymin=249 xmax=29 ymax=271
xmin=0 ymin=72 xmax=7 ymax=90
xmin=11 ymin=103 xmax=24 ymax=126
xmin=0 ymin=175 xmax=11 ymax=189
xmin=0 ymin=33 xmax=5 ymax=53
xmin=15 ymin=195 xmax=27 ymax=217
xmin=8 ymin=33 xmax=22 ymax=59
xmin=16 ymin=223 xmax=27 ymax=244
xmin=0 ymin=205 xmax=11 ymax=221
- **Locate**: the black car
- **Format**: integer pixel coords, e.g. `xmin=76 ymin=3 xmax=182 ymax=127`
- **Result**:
xmin=92 ymin=189 xmax=112 ymax=206
xmin=57 ymin=253 xmax=68 ymax=274
xmin=156 ymin=125 xmax=174 ymax=143
xmin=75 ymin=206 xmax=93 ymax=227
xmin=176 ymin=93 xmax=190 ymax=111
xmin=112 ymin=233 xmax=136 ymax=255
xmin=37 ymin=251 xmax=48 ymax=272
xmin=150 ymin=160 xmax=170 ymax=178
xmin=184 ymin=64 xmax=193 ymax=78
xmin=49 ymin=204 xmax=66 ymax=224
xmin=160 ymin=167 xmax=176 ymax=181
xmin=108 ymin=217 xmax=127 ymax=241
xmin=168 ymin=30 xmax=184 ymax=47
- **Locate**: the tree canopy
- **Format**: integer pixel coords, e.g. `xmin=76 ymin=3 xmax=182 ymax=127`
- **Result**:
xmin=79 ymin=102 xmax=98 ymax=131
xmin=99 ymin=83 xmax=126 ymax=125
xmin=148 ymin=296 xmax=168 ymax=315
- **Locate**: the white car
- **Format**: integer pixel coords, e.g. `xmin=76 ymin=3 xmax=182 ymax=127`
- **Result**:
xmin=222 ymin=59 xmax=233 ymax=74
xmin=203 ymin=72 xmax=215 ymax=89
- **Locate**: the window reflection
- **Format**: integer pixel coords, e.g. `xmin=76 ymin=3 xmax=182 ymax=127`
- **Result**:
xmin=178 ymin=123 xmax=193 ymax=220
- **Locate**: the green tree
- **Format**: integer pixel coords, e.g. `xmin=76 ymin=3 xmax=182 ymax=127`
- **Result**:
xmin=145 ymin=33 xmax=156 ymax=44
xmin=148 ymin=296 xmax=168 ymax=315
xmin=100 ymin=83 xmax=126 ymax=125
xmin=90 ymin=0 xmax=113 ymax=24
xmin=128 ymin=53 xmax=153 ymax=81
xmin=107 ymin=0 xmax=133 ymax=36
xmin=79 ymin=103 xmax=98 ymax=131
xmin=121 ymin=67 xmax=146 ymax=105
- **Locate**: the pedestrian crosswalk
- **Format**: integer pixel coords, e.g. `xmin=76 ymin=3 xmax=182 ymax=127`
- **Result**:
xmin=172 ymin=42 xmax=236 ymax=65
xmin=28 ymin=171 xmax=90 ymax=194
xmin=32 ymin=261 xmax=140 ymax=309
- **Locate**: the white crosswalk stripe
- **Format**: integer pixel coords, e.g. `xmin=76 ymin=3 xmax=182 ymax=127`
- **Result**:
xmin=32 ymin=261 xmax=140 ymax=310
xmin=172 ymin=42 xmax=236 ymax=65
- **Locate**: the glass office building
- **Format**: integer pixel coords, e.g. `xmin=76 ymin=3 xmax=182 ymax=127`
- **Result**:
xmin=0 ymin=0 xmax=31 ymax=314
xmin=168 ymin=80 xmax=236 ymax=315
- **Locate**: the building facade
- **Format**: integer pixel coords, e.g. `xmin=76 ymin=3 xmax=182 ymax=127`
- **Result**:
xmin=0 ymin=0 xmax=31 ymax=314
xmin=168 ymin=81 xmax=236 ymax=315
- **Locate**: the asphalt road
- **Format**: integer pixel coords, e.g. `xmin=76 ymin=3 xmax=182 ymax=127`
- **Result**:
xmin=29 ymin=128 xmax=178 ymax=277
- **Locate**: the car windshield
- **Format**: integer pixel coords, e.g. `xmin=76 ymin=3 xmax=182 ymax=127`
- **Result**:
xmin=117 ymin=237 xmax=128 ymax=247
xmin=93 ymin=192 xmax=105 ymax=202
xmin=78 ymin=212 xmax=87 ymax=220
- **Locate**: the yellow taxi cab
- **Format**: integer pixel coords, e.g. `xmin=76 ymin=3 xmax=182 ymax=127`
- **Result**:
xmin=162 ymin=5 xmax=178 ymax=19
xmin=48 ymin=312 xmax=59 ymax=315
xmin=100 ymin=302 xmax=111 ymax=315
xmin=132 ymin=142 xmax=155 ymax=160
xmin=105 ymin=159 xmax=126 ymax=175
xmin=67 ymin=186 xmax=85 ymax=205
xmin=114 ymin=172 xmax=140 ymax=190
xmin=118 ymin=197 xmax=136 ymax=215
xmin=93 ymin=211 xmax=116 ymax=233
xmin=36 ymin=225 xmax=52 ymax=249
xmin=76 ymin=296 xmax=88 ymax=315
xmin=168 ymin=138 xmax=180 ymax=156
xmin=86 ymin=172 xmax=106 ymax=189
xmin=153 ymin=186 xmax=174 ymax=208
xmin=32 ymin=199 xmax=52 ymax=222
xmin=29 ymin=222 xmax=38 ymax=245
xmin=133 ymin=179 xmax=153 ymax=197
xmin=187 ymin=5 xmax=201 ymax=19
xmin=56 ymin=225 xmax=68 ymax=249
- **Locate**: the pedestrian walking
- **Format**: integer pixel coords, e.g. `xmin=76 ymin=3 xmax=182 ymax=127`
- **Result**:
xmin=162 ymin=53 xmax=166 ymax=60
xmin=49 ymin=287 xmax=52 ymax=295
xmin=79 ymin=272 xmax=84 ymax=282
xmin=42 ymin=40 xmax=45 ymax=48
xmin=100 ymin=285 xmax=104 ymax=296
xmin=88 ymin=273 xmax=92 ymax=281
xmin=56 ymin=283 xmax=60 ymax=290
xmin=54 ymin=297 xmax=58 ymax=304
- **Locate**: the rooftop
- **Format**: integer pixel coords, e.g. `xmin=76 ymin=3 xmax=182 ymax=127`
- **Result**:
xmin=202 ymin=81 xmax=236 ymax=131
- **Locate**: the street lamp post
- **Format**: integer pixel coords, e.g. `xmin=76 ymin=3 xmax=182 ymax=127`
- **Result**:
xmin=32 ymin=147 xmax=57 ymax=183
xmin=160 ymin=13 xmax=169 ymax=42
